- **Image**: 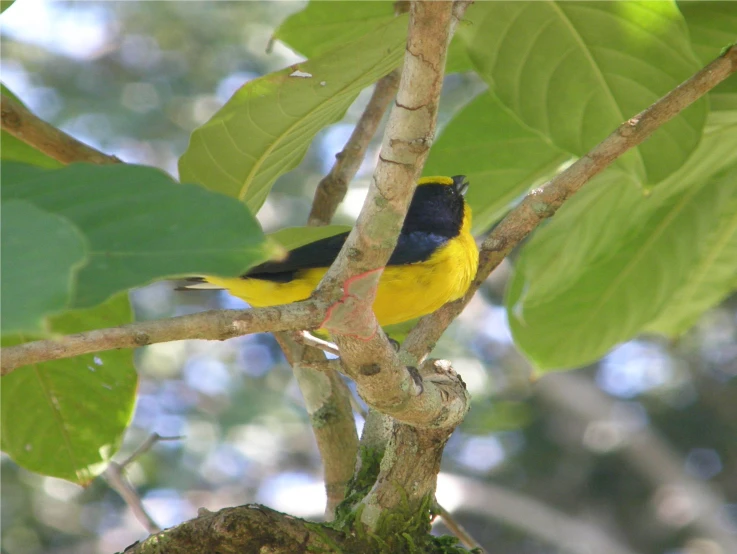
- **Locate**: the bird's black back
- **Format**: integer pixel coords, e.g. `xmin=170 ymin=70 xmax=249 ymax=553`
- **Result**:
xmin=245 ymin=179 xmax=468 ymax=283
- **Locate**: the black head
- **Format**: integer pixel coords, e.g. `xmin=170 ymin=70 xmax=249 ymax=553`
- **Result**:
xmin=402 ymin=175 xmax=469 ymax=238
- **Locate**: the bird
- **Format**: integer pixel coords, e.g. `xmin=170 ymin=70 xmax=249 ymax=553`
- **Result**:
xmin=184 ymin=175 xmax=479 ymax=327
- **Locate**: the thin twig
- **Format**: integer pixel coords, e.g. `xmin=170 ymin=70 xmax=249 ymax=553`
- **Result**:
xmin=308 ymin=69 xmax=401 ymax=226
xmin=1 ymin=94 xmax=120 ymax=165
xmin=1 ymin=302 xmax=323 ymax=374
xmin=117 ymin=432 xmax=183 ymax=468
xmin=104 ymin=433 xmax=182 ymax=534
xmin=402 ymin=44 xmax=737 ymax=361
xmin=434 ymin=502 xmax=485 ymax=552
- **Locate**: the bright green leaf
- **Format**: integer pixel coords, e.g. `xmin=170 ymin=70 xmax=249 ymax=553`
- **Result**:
xmin=506 ymin=124 xmax=737 ymax=371
xmin=268 ymin=225 xmax=350 ymax=251
xmin=424 ymin=91 xmax=568 ymax=233
xmin=461 ymin=1 xmax=707 ymax=185
xmin=179 ymin=14 xmax=407 ymax=213
xmin=647 ymin=164 xmax=737 ymax=336
xmin=1 ymin=293 xmax=137 ymax=484
xmin=1 ymin=200 xmax=88 ymax=335
xmin=2 ymin=162 xmax=274 ymax=308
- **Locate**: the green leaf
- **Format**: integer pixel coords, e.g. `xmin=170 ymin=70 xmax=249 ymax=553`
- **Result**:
xmin=461 ymin=1 xmax=707 ymax=185
xmin=646 ymin=163 xmax=737 ymax=336
xmin=2 ymin=162 xmax=275 ymax=308
xmin=506 ymin=124 xmax=737 ymax=371
xmin=1 ymin=133 xmax=64 ymax=169
xmin=678 ymin=1 xmax=737 ymax=65
xmin=1 ymin=200 xmax=88 ymax=335
xmin=275 ymin=0 xmax=470 ymax=75
xmin=179 ymin=13 xmax=407 ymax=213
xmin=678 ymin=1 xmax=737 ymax=119
xmin=0 ymin=1 xmax=14 ymax=14
xmin=268 ymin=225 xmax=350 ymax=251
xmin=274 ymin=0 xmax=400 ymax=59
xmin=424 ymin=91 xmax=568 ymax=233
xmin=1 ymin=293 xmax=137 ymax=484
xmin=1 ymin=84 xmax=63 ymax=168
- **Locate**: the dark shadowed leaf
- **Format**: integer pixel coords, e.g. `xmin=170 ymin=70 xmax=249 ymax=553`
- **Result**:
xmin=1 ymin=162 xmax=275 ymax=308
xmin=1 ymin=200 xmax=88 ymax=335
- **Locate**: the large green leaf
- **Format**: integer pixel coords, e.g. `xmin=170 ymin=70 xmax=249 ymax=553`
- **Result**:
xmin=1 ymin=293 xmax=137 ymax=484
xmin=461 ymin=1 xmax=707 ymax=185
xmin=1 ymin=200 xmax=88 ymax=335
xmin=2 ymin=162 xmax=275 ymax=308
xmin=506 ymin=124 xmax=737 ymax=371
xmin=179 ymin=13 xmax=407 ymax=213
xmin=646 ymin=163 xmax=737 ymax=336
xmin=424 ymin=91 xmax=568 ymax=233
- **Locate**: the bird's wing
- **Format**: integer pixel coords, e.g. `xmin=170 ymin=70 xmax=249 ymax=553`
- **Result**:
xmin=245 ymin=231 xmax=449 ymax=283
xmin=245 ymin=232 xmax=350 ymax=282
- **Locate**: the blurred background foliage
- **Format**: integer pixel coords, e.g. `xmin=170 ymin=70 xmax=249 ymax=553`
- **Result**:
xmin=1 ymin=1 xmax=736 ymax=554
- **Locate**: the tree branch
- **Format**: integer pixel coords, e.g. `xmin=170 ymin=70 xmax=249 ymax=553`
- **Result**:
xmin=1 ymin=93 xmax=120 ymax=165
xmin=402 ymin=43 xmax=737 ymax=361
xmin=1 ymin=302 xmax=324 ymax=374
xmin=308 ymin=69 xmax=401 ymax=226
xmin=361 ymin=421 xmax=453 ymax=530
xmin=104 ymin=433 xmax=182 ymax=534
xmin=275 ymin=333 xmax=358 ymax=520
xmin=297 ymin=68 xmax=403 ymax=517
xmin=120 ymin=504 xmax=344 ymax=554
xmin=310 ymin=0 xmax=469 ymax=435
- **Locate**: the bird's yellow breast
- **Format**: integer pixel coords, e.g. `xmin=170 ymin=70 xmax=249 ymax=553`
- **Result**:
xmin=206 ymin=209 xmax=478 ymax=327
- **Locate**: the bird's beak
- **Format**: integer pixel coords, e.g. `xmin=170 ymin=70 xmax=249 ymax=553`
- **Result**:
xmin=452 ymin=175 xmax=470 ymax=196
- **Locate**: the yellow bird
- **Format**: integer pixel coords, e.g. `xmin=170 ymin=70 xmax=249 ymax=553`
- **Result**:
xmin=188 ymin=176 xmax=478 ymax=327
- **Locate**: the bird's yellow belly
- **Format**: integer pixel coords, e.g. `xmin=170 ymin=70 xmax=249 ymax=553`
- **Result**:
xmin=206 ymin=233 xmax=478 ymax=327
